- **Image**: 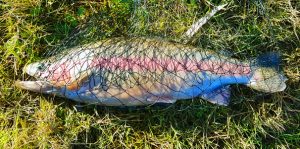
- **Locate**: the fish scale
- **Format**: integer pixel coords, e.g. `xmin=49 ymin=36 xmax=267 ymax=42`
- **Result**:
xmin=16 ymin=37 xmax=287 ymax=106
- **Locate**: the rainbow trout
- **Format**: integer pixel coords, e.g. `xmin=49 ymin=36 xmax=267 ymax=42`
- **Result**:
xmin=15 ymin=38 xmax=287 ymax=106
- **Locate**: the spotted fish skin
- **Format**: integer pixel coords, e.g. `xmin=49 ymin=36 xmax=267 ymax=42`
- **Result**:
xmin=17 ymin=38 xmax=287 ymax=106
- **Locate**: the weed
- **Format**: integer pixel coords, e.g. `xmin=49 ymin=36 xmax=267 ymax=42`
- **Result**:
xmin=0 ymin=0 xmax=299 ymax=148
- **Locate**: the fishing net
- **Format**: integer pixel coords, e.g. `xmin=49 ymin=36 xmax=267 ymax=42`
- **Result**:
xmin=17 ymin=1 xmax=288 ymax=107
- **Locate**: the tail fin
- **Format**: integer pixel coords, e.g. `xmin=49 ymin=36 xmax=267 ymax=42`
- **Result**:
xmin=253 ymin=52 xmax=281 ymax=70
xmin=246 ymin=52 xmax=288 ymax=93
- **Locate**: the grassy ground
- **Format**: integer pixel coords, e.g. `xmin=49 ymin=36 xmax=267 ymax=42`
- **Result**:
xmin=0 ymin=0 xmax=299 ymax=148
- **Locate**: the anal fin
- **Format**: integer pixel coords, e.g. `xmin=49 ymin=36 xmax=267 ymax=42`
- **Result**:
xmin=201 ymin=86 xmax=231 ymax=106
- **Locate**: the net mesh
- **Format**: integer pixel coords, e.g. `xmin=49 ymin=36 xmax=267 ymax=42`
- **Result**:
xmin=19 ymin=2 xmax=287 ymax=106
xmin=24 ymin=36 xmax=286 ymax=106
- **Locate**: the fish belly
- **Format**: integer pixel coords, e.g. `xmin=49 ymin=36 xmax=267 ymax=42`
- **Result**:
xmin=63 ymin=70 xmax=227 ymax=106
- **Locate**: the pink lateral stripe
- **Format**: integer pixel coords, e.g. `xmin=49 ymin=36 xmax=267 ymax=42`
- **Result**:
xmin=44 ymin=56 xmax=251 ymax=83
xmin=90 ymin=57 xmax=251 ymax=76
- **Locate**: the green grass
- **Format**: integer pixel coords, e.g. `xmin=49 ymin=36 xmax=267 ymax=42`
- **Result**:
xmin=1 ymin=0 xmax=299 ymax=148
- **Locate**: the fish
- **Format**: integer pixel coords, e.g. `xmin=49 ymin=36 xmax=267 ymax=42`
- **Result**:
xmin=15 ymin=37 xmax=288 ymax=106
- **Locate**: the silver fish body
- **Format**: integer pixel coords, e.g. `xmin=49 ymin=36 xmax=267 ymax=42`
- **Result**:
xmin=16 ymin=38 xmax=287 ymax=106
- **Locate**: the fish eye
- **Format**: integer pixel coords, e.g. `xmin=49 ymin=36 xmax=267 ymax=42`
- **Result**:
xmin=37 ymin=63 xmax=45 ymax=70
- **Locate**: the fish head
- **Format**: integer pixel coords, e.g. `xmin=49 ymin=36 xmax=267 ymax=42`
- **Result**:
xmin=23 ymin=61 xmax=52 ymax=80
xmin=16 ymin=60 xmax=65 ymax=96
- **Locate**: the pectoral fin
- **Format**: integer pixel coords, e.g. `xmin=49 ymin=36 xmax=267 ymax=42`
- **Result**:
xmin=201 ymin=86 xmax=231 ymax=106
xmin=51 ymin=70 xmax=92 ymax=91
xmin=66 ymin=72 xmax=91 ymax=90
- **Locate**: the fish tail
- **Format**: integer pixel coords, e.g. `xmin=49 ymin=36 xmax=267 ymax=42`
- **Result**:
xmin=246 ymin=52 xmax=288 ymax=93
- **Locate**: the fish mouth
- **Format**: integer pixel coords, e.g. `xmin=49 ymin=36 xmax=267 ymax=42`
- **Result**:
xmin=15 ymin=80 xmax=57 ymax=93
xmin=17 ymin=62 xmax=54 ymax=93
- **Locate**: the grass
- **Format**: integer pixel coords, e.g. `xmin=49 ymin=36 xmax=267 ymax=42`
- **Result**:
xmin=0 ymin=0 xmax=299 ymax=148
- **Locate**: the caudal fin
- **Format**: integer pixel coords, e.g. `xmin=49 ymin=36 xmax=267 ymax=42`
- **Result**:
xmin=246 ymin=52 xmax=288 ymax=93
